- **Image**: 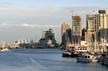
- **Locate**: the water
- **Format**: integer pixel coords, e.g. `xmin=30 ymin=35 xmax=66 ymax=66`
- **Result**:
xmin=0 ymin=49 xmax=107 ymax=71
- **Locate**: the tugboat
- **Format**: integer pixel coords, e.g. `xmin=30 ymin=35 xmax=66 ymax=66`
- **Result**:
xmin=76 ymin=52 xmax=98 ymax=63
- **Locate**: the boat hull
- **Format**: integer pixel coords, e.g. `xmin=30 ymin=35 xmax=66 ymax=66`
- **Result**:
xmin=77 ymin=58 xmax=91 ymax=63
xmin=98 ymin=54 xmax=108 ymax=66
xmin=0 ymin=48 xmax=9 ymax=52
xmin=62 ymin=53 xmax=78 ymax=57
xmin=76 ymin=53 xmax=98 ymax=63
xmin=77 ymin=57 xmax=97 ymax=63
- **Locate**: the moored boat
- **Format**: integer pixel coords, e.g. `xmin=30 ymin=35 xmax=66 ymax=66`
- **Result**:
xmin=98 ymin=53 xmax=108 ymax=66
xmin=76 ymin=52 xmax=98 ymax=63
xmin=0 ymin=48 xmax=9 ymax=52
xmin=62 ymin=50 xmax=78 ymax=57
xmin=62 ymin=46 xmax=78 ymax=57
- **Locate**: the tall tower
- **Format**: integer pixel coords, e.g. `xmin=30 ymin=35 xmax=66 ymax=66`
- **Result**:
xmin=85 ymin=10 xmax=108 ymax=53
xmin=72 ymin=16 xmax=82 ymax=44
xmin=97 ymin=10 xmax=108 ymax=42
xmin=86 ymin=15 xmax=95 ymax=43
xmin=61 ymin=23 xmax=70 ymax=45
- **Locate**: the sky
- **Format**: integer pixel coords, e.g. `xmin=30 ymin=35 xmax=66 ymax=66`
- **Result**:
xmin=0 ymin=0 xmax=108 ymax=43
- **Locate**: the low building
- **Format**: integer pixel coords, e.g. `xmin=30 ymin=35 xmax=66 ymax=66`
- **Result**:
xmin=38 ymin=29 xmax=58 ymax=48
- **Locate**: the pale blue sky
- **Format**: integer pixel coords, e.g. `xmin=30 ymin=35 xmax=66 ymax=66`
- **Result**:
xmin=1 ymin=0 xmax=108 ymax=6
xmin=0 ymin=0 xmax=108 ymax=43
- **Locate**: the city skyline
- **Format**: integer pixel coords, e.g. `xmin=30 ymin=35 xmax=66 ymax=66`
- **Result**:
xmin=0 ymin=0 xmax=108 ymax=43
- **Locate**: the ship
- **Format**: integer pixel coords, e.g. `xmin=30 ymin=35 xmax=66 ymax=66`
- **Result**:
xmin=62 ymin=46 xmax=78 ymax=57
xmin=76 ymin=52 xmax=97 ymax=63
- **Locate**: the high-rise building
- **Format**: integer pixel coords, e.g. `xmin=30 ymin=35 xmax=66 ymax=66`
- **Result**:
xmin=86 ymin=10 xmax=108 ymax=43
xmin=61 ymin=23 xmax=72 ymax=45
xmin=85 ymin=15 xmax=96 ymax=43
xmin=95 ymin=10 xmax=108 ymax=42
xmin=72 ymin=16 xmax=82 ymax=44
xmin=85 ymin=10 xmax=108 ymax=53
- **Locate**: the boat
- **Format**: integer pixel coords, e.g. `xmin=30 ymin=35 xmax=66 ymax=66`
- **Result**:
xmin=0 ymin=48 xmax=9 ymax=52
xmin=60 ymin=45 xmax=66 ymax=50
xmin=62 ymin=47 xmax=78 ymax=57
xmin=62 ymin=51 xmax=78 ymax=57
xmin=76 ymin=52 xmax=98 ymax=63
xmin=62 ymin=51 xmax=72 ymax=57
xmin=0 ymin=42 xmax=9 ymax=52
xmin=98 ymin=53 xmax=108 ymax=66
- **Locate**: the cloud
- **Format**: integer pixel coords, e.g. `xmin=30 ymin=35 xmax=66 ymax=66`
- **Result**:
xmin=18 ymin=23 xmax=60 ymax=28
xmin=0 ymin=23 xmax=61 ymax=43
xmin=0 ymin=23 xmax=60 ymax=28
xmin=0 ymin=6 xmax=108 ymax=43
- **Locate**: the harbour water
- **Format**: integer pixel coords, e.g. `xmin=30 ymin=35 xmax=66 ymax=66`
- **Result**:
xmin=0 ymin=49 xmax=108 ymax=71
